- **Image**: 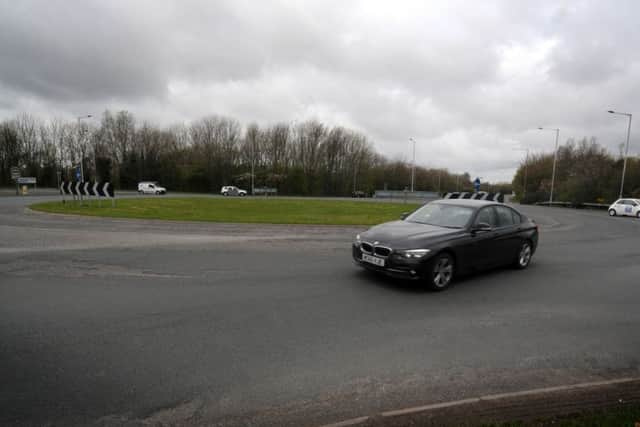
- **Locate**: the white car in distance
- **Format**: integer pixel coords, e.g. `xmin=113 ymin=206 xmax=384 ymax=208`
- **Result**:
xmin=221 ymin=186 xmax=247 ymax=196
xmin=138 ymin=182 xmax=167 ymax=195
xmin=608 ymin=198 xmax=640 ymax=217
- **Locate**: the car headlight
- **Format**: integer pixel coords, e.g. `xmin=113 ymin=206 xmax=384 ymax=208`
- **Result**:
xmin=398 ymin=249 xmax=431 ymax=259
xmin=354 ymin=234 xmax=361 ymax=244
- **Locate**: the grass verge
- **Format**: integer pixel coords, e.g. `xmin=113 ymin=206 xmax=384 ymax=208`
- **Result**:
xmin=30 ymin=197 xmax=420 ymax=226
xmin=485 ymin=403 xmax=640 ymax=426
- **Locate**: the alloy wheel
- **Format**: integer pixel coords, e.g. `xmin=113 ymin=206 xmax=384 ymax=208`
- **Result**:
xmin=519 ymin=243 xmax=532 ymax=268
xmin=433 ymin=256 xmax=453 ymax=288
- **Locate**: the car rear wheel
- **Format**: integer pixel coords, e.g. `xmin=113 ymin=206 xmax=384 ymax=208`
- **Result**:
xmin=514 ymin=241 xmax=533 ymax=269
xmin=609 ymin=209 xmax=616 ymax=216
xmin=637 ymin=211 xmax=640 ymax=218
xmin=427 ymin=253 xmax=454 ymax=291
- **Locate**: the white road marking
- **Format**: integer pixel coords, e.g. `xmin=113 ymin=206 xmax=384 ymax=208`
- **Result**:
xmin=319 ymin=377 xmax=640 ymax=427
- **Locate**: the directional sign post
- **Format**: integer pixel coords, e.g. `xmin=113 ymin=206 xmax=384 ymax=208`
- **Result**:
xmin=92 ymin=181 xmax=101 ymax=207
xmin=59 ymin=180 xmax=66 ymax=203
xmin=60 ymin=180 xmax=115 ymax=206
xmin=75 ymin=165 xmax=84 ymax=204
xmin=443 ymin=191 xmax=503 ymax=202
xmin=11 ymin=166 xmax=20 ymax=195
xmin=82 ymin=181 xmax=91 ymax=206
xmin=16 ymin=177 xmax=36 ymax=195
xmin=473 ymin=177 xmax=481 ymax=192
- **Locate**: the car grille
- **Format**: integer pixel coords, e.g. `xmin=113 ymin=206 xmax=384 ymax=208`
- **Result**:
xmin=360 ymin=242 xmax=392 ymax=258
xmin=374 ymin=246 xmax=392 ymax=257
xmin=360 ymin=242 xmax=373 ymax=253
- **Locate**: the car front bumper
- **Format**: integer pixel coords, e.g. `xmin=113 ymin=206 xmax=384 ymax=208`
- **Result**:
xmin=352 ymin=244 xmax=426 ymax=280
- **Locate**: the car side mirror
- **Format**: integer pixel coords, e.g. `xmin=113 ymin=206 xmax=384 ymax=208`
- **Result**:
xmin=400 ymin=212 xmax=410 ymax=220
xmin=472 ymin=222 xmax=492 ymax=232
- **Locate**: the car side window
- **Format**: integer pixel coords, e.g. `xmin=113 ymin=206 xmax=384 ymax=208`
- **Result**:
xmin=475 ymin=207 xmax=497 ymax=227
xmin=494 ymin=206 xmax=515 ymax=227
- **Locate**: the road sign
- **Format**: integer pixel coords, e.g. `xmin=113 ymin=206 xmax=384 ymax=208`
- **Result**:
xmin=10 ymin=166 xmax=20 ymax=180
xmin=17 ymin=177 xmax=36 ymax=184
xmin=75 ymin=166 xmax=82 ymax=181
xmin=60 ymin=180 xmax=115 ymax=199
xmin=444 ymin=191 xmax=504 ymax=202
xmin=473 ymin=177 xmax=481 ymax=192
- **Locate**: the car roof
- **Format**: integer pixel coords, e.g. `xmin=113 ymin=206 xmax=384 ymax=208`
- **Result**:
xmin=432 ymin=198 xmax=500 ymax=208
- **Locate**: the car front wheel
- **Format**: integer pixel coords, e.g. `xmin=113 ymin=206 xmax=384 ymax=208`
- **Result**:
xmin=427 ymin=253 xmax=455 ymax=291
xmin=609 ymin=209 xmax=616 ymax=216
xmin=515 ymin=241 xmax=533 ymax=269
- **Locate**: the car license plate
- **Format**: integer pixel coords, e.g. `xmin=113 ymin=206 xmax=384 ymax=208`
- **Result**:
xmin=362 ymin=253 xmax=385 ymax=267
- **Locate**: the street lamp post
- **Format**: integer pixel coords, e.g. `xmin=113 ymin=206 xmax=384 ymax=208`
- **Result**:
xmin=513 ymin=147 xmax=529 ymax=202
xmin=409 ymin=138 xmax=416 ymax=192
xmin=608 ymin=110 xmax=633 ymax=198
xmin=76 ymin=114 xmax=92 ymax=183
xmin=538 ymin=127 xmax=560 ymax=204
xmin=76 ymin=114 xmax=92 ymax=203
xmin=251 ymin=140 xmax=255 ymax=196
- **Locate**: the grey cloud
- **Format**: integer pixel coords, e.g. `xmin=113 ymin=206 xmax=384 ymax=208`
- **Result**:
xmin=0 ymin=1 xmax=169 ymax=101
xmin=547 ymin=1 xmax=640 ymax=85
xmin=1 ymin=0 xmax=640 ymax=181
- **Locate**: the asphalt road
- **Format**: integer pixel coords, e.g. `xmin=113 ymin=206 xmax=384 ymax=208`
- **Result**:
xmin=1 ymin=195 xmax=639 ymax=426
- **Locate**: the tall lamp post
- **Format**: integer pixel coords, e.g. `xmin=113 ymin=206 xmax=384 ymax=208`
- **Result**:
xmin=513 ymin=147 xmax=529 ymax=202
xmin=251 ymin=139 xmax=255 ymax=196
xmin=408 ymin=138 xmax=416 ymax=192
xmin=608 ymin=110 xmax=633 ymax=198
xmin=538 ymin=127 xmax=560 ymax=204
xmin=77 ymin=114 xmax=92 ymax=183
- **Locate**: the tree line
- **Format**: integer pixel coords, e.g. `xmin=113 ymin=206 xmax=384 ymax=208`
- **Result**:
xmin=0 ymin=111 xmax=486 ymax=196
xmin=512 ymin=137 xmax=640 ymax=204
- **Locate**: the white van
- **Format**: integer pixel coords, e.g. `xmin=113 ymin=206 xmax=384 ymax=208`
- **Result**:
xmin=220 ymin=186 xmax=247 ymax=196
xmin=138 ymin=182 xmax=167 ymax=195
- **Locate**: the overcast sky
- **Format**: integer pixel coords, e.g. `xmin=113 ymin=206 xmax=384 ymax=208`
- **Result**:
xmin=1 ymin=0 xmax=639 ymax=182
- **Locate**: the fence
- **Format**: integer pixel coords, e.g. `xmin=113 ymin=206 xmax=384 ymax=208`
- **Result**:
xmin=534 ymin=201 xmax=609 ymax=210
xmin=253 ymin=187 xmax=278 ymax=196
xmin=373 ymin=190 xmax=440 ymax=202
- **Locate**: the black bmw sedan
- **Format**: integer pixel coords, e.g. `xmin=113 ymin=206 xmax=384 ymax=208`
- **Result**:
xmin=353 ymin=199 xmax=538 ymax=291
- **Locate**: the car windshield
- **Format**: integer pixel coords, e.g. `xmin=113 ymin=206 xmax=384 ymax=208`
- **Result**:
xmin=405 ymin=203 xmax=474 ymax=228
